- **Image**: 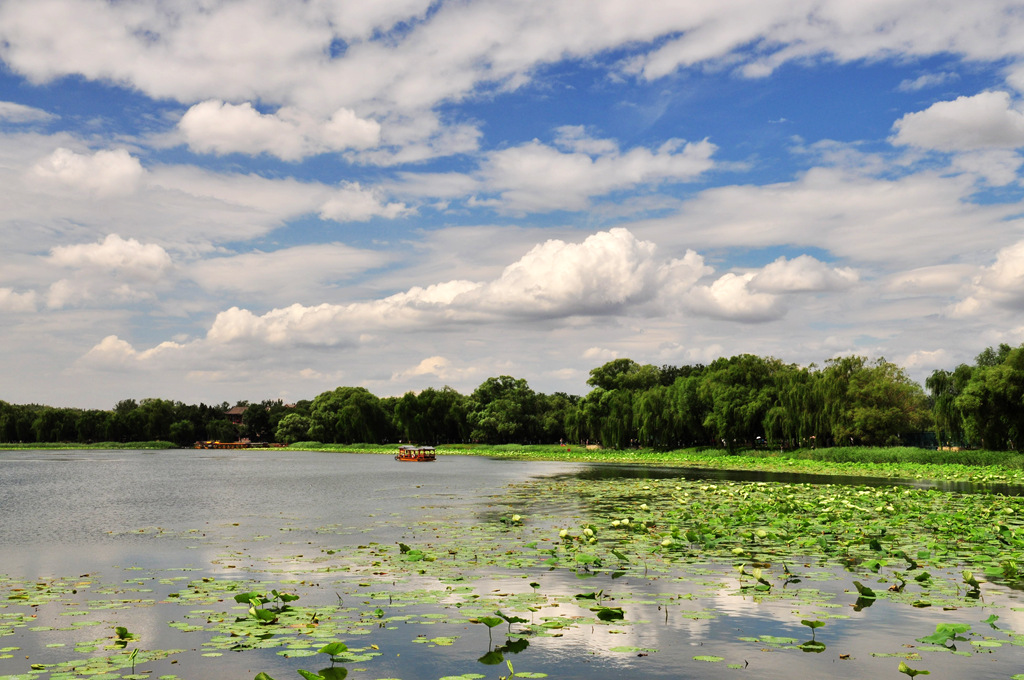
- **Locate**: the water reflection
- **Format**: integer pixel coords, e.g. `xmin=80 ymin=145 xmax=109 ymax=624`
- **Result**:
xmin=3 ymin=450 xmax=1024 ymax=680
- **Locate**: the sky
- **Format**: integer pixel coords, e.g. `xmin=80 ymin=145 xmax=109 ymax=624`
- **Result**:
xmin=3 ymin=0 xmax=1024 ymax=409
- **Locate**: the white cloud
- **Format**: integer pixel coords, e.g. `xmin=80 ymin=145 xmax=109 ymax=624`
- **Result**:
xmin=188 ymin=243 xmax=393 ymax=302
xmin=391 ymin=355 xmax=479 ymax=383
xmin=884 ymin=264 xmax=973 ymax=295
xmin=205 ymin=304 xmax=356 ymax=347
xmin=891 ymin=91 xmax=1024 ymax=151
xmin=30 ymin=147 xmax=144 ymax=197
xmin=78 ymin=228 xmax=843 ymax=373
xmin=479 ymin=136 xmax=716 ymax=212
xmin=748 ymin=255 xmax=858 ymax=293
xmin=352 ymin=112 xmax=482 ymax=166
xmin=81 ymin=335 xmax=184 ymax=370
xmin=50 ymin=234 xmax=172 ymax=280
xmin=897 ymin=72 xmax=958 ymax=92
xmin=686 ymin=273 xmax=784 ymax=322
xmin=0 ymin=287 xmax=37 ymax=312
xmin=955 ymin=239 xmax=1024 ymax=314
xmin=319 ymin=182 xmax=411 ymax=222
xmin=5 ymin=0 xmax=1024 ymax=168
xmin=45 ymin=234 xmax=174 ymax=309
xmin=949 ymin=149 xmax=1024 ymax=186
xmin=902 ymin=348 xmax=951 ymax=372
xmin=179 ymin=100 xmax=380 ymax=161
xmin=0 ymin=100 xmax=55 ymax=123
xmin=473 ymin=228 xmax=671 ymax=316
xmin=635 ymin=166 xmax=1019 ymax=266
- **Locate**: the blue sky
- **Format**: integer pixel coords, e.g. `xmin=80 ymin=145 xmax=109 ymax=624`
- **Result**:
xmin=3 ymin=0 xmax=1024 ymax=408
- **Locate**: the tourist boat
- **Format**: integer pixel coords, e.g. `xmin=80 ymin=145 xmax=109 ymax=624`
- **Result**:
xmin=395 ymin=445 xmax=436 ymax=462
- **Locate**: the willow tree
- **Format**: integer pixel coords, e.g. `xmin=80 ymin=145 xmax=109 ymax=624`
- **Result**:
xmin=467 ymin=376 xmax=540 ymax=444
xmin=816 ymin=356 xmax=930 ymax=446
xmin=926 ymin=364 xmax=973 ymax=446
xmin=696 ymin=354 xmax=783 ymax=451
xmin=955 ymin=344 xmax=1024 ymax=450
xmin=309 ymin=386 xmax=394 ymax=444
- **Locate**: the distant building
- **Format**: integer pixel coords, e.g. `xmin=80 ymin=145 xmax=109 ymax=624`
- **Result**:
xmin=225 ymin=406 xmax=248 ymax=425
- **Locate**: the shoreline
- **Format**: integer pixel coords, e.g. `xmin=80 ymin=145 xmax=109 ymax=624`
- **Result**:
xmin=4 ymin=441 xmax=1024 ymax=484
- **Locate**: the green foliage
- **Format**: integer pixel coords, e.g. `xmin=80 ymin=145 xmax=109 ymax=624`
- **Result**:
xmin=467 ymin=376 xmax=541 ymax=444
xmin=5 ymin=344 xmax=1023 ymax=453
xmin=587 ymin=359 xmax=661 ymax=391
xmin=393 ymin=386 xmax=468 ymax=444
xmin=309 ymin=387 xmax=395 ymax=444
xmin=276 ymin=413 xmax=313 ymax=444
xmin=928 ymin=343 xmax=1024 ymax=450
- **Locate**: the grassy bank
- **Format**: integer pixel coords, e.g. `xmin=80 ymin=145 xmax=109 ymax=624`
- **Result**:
xmin=0 ymin=441 xmax=176 ymax=450
xmin=287 ymin=441 xmax=1024 ymax=483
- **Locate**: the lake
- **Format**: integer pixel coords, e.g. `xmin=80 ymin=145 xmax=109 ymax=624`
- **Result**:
xmin=2 ymin=450 xmax=1023 ymax=680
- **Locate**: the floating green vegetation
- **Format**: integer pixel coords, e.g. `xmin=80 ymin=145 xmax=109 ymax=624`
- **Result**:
xmin=7 ymin=469 xmax=1024 ymax=678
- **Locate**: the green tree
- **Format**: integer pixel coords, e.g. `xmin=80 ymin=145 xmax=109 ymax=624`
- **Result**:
xmin=242 ymin=402 xmax=273 ymax=441
xmin=394 ymin=387 xmax=469 ymax=444
xmin=75 ymin=409 xmax=110 ymax=442
xmin=275 ymin=413 xmax=312 ymax=444
xmin=926 ymin=364 xmax=973 ymax=446
xmin=168 ymin=419 xmax=196 ymax=447
xmin=818 ymin=356 xmax=930 ymax=446
xmin=537 ymin=391 xmax=577 ymax=442
xmin=955 ymin=344 xmax=1024 ymax=450
xmin=467 ymin=376 xmax=539 ymax=444
xmin=587 ymin=359 xmax=661 ymax=392
xmin=697 ymin=354 xmax=783 ymax=451
xmin=665 ymin=373 xmax=712 ymax=446
xmin=32 ymin=407 xmax=78 ymax=442
xmin=309 ymin=387 xmax=394 ymax=444
xmin=634 ymin=385 xmax=677 ymax=448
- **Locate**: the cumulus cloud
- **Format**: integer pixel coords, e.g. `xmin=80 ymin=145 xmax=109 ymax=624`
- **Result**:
xmin=0 ymin=100 xmax=55 ymax=123
xmin=479 ymin=135 xmax=716 ymax=212
xmin=891 ymin=91 xmax=1024 ymax=151
xmin=319 ymin=182 xmax=411 ymax=222
xmin=582 ymin=347 xmax=620 ymax=361
xmin=686 ymin=273 xmax=784 ymax=322
xmin=45 ymin=234 xmax=174 ymax=309
xmin=748 ymin=255 xmax=858 ymax=293
xmin=677 ymin=254 xmax=857 ymax=323
xmin=0 ymin=287 xmax=37 ymax=312
xmin=205 ymin=304 xmax=356 ymax=347
xmin=81 ymin=335 xmax=183 ymax=370
xmin=179 ymin=100 xmax=380 ymax=161
xmin=391 ymin=356 xmax=479 ymax=382
xmin=955 ymin=239 xmax=1024 ymax=314
xmin=81 ymin=228 xmax=855 ymax=373
xmin=50 ymin=234 xmax=172 ymax=280
xmin=471 ymin=228 xmax=679 ymax=316
xmin=30 ymin=147 xmax=144 ymax=197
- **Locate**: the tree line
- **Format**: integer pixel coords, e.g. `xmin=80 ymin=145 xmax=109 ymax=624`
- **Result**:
xmin=3 ymin=345 xmax=1023 ymax=451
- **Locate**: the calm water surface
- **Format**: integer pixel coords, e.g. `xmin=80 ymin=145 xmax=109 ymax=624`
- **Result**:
xmin=2 ymin=450 xmax=1023 ymax=680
